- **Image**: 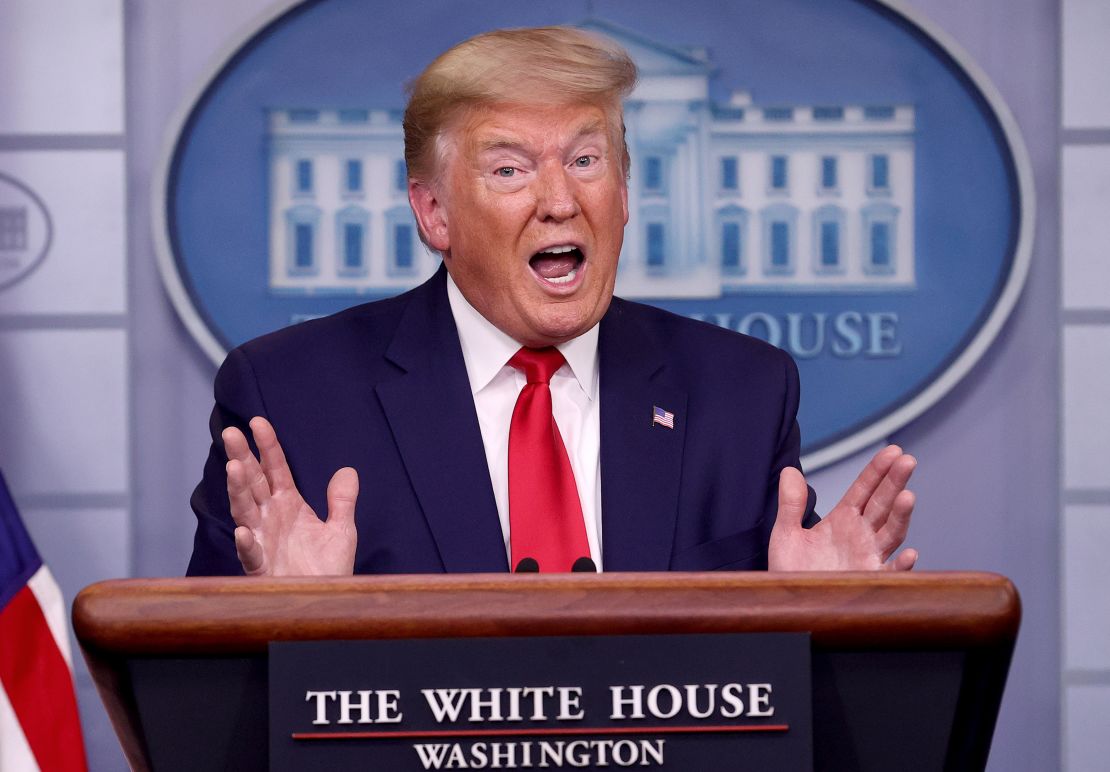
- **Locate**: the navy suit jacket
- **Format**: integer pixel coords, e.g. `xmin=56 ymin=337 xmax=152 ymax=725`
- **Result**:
xmin=187 ymin=266 xmax=816 ymax=576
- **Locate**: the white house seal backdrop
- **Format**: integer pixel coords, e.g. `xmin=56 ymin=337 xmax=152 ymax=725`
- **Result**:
xmin=154 ymin=0 xmax=1033 ymax=469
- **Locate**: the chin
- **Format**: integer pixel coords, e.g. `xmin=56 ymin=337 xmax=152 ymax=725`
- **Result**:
xmin=530 ymin=306 xmax=603 ymax=345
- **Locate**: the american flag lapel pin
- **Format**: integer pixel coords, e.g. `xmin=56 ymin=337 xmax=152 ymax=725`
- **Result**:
xmin=652 ymin=405 xmax=675 ymax=429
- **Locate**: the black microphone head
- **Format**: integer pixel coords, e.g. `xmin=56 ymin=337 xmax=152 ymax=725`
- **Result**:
xmin=571 ymin=556 xmax=597 ymax=573
xmin=515 ymin=557 xmax=539 ymax=573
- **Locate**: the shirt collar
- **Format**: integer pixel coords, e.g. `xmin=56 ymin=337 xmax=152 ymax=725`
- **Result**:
xmin=446 ymin=271 xmax=599 ymax=399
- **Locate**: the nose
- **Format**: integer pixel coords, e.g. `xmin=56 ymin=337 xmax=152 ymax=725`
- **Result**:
xmin=535 ymin=163 xmax=580 ymax=222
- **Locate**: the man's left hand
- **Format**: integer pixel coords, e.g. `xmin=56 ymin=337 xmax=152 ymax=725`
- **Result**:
xmin=768 ymin=445 xmax=918 ymax=571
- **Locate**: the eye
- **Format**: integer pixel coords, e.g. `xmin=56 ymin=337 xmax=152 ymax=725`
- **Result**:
xmin=574 ymin=156 xmax=595 ymax=168
xmin=495 ymin=167 xmax=516 ymax=177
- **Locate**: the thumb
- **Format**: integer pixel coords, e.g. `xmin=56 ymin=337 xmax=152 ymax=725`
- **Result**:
xmin=234 ymin=526 xmax=267 ymax=576
xmin=325 ymin=467 xmax=359 ymax=528
xmin=775 ymin=467 xmax=809 ymax=531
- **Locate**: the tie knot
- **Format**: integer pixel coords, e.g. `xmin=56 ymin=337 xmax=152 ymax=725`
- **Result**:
xmin=509 ymin=347 xmax=565 ymax=384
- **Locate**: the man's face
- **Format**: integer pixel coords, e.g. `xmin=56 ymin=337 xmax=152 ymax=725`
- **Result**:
xmin=410 ymin=102 xmax=628 ymax=347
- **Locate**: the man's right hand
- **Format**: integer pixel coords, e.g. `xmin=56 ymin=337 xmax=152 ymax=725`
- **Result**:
xmin=224 ymin=416 xmax=358 ymax=576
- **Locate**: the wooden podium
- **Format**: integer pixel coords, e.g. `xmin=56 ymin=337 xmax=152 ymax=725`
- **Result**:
xmin=73 ymin=572 xmax=1019 ymax=772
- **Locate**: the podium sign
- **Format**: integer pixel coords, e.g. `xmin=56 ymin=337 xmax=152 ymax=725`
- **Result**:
xmin=269 ymin=633 xmax=812 ymax=771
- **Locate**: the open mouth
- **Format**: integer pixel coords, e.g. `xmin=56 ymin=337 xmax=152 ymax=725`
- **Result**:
xmin=529 ymin=245 xmax=585 ymax=286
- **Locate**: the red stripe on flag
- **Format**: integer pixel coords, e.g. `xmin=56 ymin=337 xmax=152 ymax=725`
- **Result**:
xmin=0 ymin=585 xmax=88 ymax=772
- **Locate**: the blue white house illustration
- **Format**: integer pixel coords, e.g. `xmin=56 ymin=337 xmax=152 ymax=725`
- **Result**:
xmin=267 ymin=19 xmax=915 ymax=298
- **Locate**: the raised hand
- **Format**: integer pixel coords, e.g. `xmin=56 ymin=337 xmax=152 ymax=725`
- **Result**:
xmin=768 ymin=445 xmax=917 ymax=571
xmin=224 ymin=416 xmax=358 ymax=576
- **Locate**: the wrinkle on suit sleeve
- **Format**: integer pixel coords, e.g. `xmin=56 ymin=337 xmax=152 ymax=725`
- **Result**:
xmin=767 ymin=349 xmax=820 ymax=532
xmin=186 ymin=346 xmax=269 ymax=576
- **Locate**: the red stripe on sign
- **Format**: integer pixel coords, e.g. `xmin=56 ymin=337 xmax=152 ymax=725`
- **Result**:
xmin=0 ymin=585 xmax=88 ymax=772
xmin=294 ymin=723 xmax=790 ymax=740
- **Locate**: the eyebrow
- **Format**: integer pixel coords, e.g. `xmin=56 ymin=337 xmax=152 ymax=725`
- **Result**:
xmin=476 ymin=121 xmax=609 ymax=156
xmin=477 ymin=139 xmax=529 ymax=155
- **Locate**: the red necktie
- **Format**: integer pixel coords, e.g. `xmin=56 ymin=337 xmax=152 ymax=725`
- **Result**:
xmin=507 ymin=347 xmax=589 ymax=573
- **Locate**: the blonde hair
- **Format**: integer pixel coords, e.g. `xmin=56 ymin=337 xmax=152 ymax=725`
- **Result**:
xmin=403 ymin=26 xmax=638 ymax=183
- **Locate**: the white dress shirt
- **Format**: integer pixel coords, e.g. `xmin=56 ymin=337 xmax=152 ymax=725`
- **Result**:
xmin=446 ymin=273 xmax=603 ymax=569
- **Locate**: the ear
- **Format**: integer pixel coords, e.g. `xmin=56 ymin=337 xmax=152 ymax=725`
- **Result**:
xmin=408 ymin=180 xmax=451 ymax=252
xmin=620 ymin=177 xmax=629 ymax=225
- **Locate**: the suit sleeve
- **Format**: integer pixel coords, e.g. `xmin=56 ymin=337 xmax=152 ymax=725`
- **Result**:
xmin=766 ymin=350 xmax=821 ymax=536
xmin=185 ymin=347 xmax=268 ymax=576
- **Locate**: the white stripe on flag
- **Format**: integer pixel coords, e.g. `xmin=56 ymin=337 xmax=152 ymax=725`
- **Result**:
xmin=0 ymin=679 xmax=41 ymax=772
xmin=26 ymin=566 xmax=74 ymax=668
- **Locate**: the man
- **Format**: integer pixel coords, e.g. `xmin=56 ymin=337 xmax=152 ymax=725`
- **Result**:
xmin=187 ymin=27 xmax=917 ymax=577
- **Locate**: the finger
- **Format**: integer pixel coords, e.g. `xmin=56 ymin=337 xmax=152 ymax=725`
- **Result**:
xmin=876 ymin=488 xmax=915 ymax=559
xmin=249 ymin=417 xmax=298 ymax=495
xmin=835 ymin=445 xmax=902 ymax=514
xmin=889 ymin=547 xmax=918 ymax=571
xmin=325 ymin=467 xmax=359 ymax=528
xmin=234 ymin=525 xmax=267 ymax=575
xmin=223 ymin=425 xmax=271 ymax=507
xmin=225 ymin=458 xmax=262 ymax=530
xmin=862 ymin=453 xmax=917 ymax=531
xmin=222 ymin=425 xmax=254 ymax=464
xmin=775 ymin=467 xmax=809 ymax=532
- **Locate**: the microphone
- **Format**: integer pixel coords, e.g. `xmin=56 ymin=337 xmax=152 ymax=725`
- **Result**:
xmin=571 ymin=556 xmax=597 ymax=573
xmin=515 ymin=557 xmax=539 ymax=573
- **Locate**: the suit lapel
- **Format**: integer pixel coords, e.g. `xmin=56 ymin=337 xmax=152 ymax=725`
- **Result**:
xmin=598 ymin=299 xmax=687 ymax=571
xmin=375 ymin=268 xmax=508 ymax=572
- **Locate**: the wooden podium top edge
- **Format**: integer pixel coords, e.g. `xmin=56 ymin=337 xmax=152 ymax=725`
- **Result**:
xmin=73 ymin=571 xmax=1020 ymax=655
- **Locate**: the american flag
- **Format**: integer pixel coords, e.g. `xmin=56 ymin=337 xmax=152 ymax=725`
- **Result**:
xmin=652 ymin=405 xmax=675 ymax=429
xmin=0 ymin=470 xmax=88 ymax=772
